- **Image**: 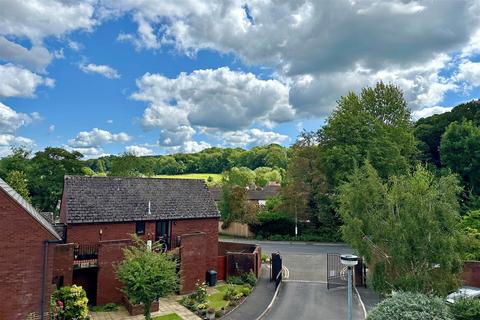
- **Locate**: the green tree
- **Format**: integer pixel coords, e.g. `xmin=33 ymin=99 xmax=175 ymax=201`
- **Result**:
xmin=319 ymin=82 xmax=417 ymax=185
xmin=440 ymin=121 xmax=480 ymax=195
xmin=339 ymin=163 xmax=463 ymax=295
xmin=30 ymin=147 xmax=84 ymax=212
xmin=5 ymin=170 xmax=30 ymax=202
xmin=460 ymin=210 xmax=480 ymax=261
xmin=254 ymin=167 xmax=282 ymax=187
xmin=109 ymin=153 xmax=140 ymax=177
xmin=0 ymin=146 xmax=31 ymax=179
xmin=116 ymin=237 xmax=179 ymax=320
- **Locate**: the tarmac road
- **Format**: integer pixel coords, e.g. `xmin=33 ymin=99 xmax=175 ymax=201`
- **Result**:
xmin=223 ymin=239 xmax=366 ymax=320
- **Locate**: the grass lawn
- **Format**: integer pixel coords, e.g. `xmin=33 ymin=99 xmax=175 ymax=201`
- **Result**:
xmin=152 ymin=313 xmax=183 ymax=320
xmin=155 ymin=173 xmax=222 ymax=185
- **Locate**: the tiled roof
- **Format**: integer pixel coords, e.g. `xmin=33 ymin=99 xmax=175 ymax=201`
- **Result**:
xmin=63 ymin=176 xmax=220 ymax=224
xmin=0 ymin=178 xmax=61 ymax=240
xmin=208 ymin=184 xmax=281 ymax=201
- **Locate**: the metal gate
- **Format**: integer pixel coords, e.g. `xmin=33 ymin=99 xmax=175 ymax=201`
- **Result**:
xmin=327 ymin=253 xmax=347 ymax=289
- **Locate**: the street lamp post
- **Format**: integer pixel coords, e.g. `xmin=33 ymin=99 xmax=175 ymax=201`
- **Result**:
xmin=341 ymin=254 xmax=359 ymax=320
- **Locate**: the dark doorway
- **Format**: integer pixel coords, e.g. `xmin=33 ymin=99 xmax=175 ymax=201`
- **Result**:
xmin=73 ymin=268 xmax=98 ymax=305
xmin=155 ymin=220 xmax=171 ymax=248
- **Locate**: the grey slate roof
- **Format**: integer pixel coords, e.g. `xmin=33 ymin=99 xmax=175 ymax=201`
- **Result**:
xmin=208 ymin=184 xmax=281 ymax=201
xmin=0 ymin=178 xmax=61 ymax=240
xmin=63 ymin=176 xmax=220 ymax=224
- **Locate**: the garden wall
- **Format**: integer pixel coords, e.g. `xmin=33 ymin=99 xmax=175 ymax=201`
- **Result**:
xmin=218 ymin=221 xmax=254 ymax=238
xmin=218 ymin=241 xmax=262 ymax=278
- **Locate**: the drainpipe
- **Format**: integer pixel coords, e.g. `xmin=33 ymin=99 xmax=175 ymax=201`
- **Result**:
xmin=40 ymin=239 xmax=63 ymax=318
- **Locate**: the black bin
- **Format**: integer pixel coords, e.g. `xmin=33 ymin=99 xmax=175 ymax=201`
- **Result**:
xmin=206 ymin=269 xmax=217 ymax=287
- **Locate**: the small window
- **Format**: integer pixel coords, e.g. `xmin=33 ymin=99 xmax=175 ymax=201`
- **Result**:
xmin=136 ymin=221 xmax=146 ymax=235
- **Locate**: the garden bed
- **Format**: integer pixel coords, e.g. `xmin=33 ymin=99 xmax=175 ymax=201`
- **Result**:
xmin=179 ymin=273 xmax=256 ymax=319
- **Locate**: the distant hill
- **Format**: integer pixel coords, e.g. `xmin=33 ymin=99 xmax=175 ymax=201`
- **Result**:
xmin=415 ymin=100 xmax=480 ymax=166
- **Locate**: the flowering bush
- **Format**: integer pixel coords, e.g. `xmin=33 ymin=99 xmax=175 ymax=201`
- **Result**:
xmin=51 ymin=285 xmax=89 ymax=320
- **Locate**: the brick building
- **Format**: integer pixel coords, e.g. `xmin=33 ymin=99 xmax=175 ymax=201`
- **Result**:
xmin=60 ymin=176 xmax=220 ymax=304
xmin=0 ymin=178 xmax=65 ymax=320
xmin=0 ymin=176 xmax=220 ymax=319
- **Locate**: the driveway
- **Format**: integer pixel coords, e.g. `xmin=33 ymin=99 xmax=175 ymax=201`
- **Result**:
xmin=221 ymin=239 xmax=366 ymax=320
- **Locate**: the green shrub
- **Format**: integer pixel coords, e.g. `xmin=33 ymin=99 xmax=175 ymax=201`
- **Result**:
xmin=51 ymin=285 xmax=89 ymax=320
xmin=367 ymin=292 xmax=452 ymax=320
xmin=223 ymin=285 xmax=237 ymax=301
xmin=226 ymin=276 xmax=244 ymax=285
xmin=249 ymin=211 xmax=294 ymax=237
xmin=261 ymin=253 xmax=269 ymax=263
xmin=193 ymin=281 xmax=208 ymax=303
xmin=240 ymin=287 xmax=252 ymax=296
xmin=449 ymin=298 xmax=480 ymax=320
xmin=241 ymin=272 xmax=257 ymax=287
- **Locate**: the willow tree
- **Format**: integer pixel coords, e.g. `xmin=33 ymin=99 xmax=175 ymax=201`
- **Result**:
xmin=339 ymin=163 xmax=463 ymax=295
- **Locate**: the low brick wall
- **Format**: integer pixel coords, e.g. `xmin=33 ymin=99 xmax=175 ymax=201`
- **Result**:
xmin=123 ymin=296 xmax=159 ymax=316
xmin=462 ymin=261 xmax=480 ymax=287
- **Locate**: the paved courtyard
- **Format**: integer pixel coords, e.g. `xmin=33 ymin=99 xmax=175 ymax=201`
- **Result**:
xmin=89 ymin=297 xmax=200 ymax=320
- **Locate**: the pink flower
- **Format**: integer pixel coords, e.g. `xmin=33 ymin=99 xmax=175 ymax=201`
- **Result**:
xmin=57 ymin=300 xmax=63 ymax=307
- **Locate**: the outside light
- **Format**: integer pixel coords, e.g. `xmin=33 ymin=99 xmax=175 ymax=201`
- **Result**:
xmin=340 ymin=254 xmax=358 ymax=320
xmin=340 ymin=254 xmax=359 ymax=267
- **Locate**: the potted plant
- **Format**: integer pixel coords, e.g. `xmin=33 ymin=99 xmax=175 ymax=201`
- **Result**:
xmin=206 ymin=307 xmax=215 ymax=320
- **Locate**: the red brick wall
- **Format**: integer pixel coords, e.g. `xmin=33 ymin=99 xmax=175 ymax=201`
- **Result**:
xmin=53 ymin=244 xmax=75 ymax=286
xmin=180 ymin=233 xmax=207 ymax=293
xmin=66 ymin=222 xmax=156 ymax=244
xmin=0 ymin=188 xmax=58 ymax=320
xmin=462 ymin=261 xmax=480 ymax=287
xmin=97 ymin=239 xmax=131 ymax=305
xmin=173 ymin=218 xmax=218 ymax=271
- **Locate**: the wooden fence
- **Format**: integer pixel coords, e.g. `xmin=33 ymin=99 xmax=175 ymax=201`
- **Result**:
xmin=218 ymin=221 xmax=254 ymax=238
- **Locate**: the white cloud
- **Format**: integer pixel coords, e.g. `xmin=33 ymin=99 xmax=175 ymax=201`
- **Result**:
xmin=125 ymin=145 xmax=154 ymax=156
xmin=68 ymin=40 xmax=82 ymax=51
xmin=412 ymin=106 xmax=453 ymax=121
xmin=68 ymin=128 xmax=131 ymax=148
xmin=0 ymin=0 xmax=96 ymax=42
xmin=0 ymin=134 xmax=34 ymax=157
xmin=0 ymin=64 xmax=54 ymax=98
xmin=133 ymin=67 xmax=294 ymax=131
xmin=79 ymin=63 xmax=121 ymax=79
xmin=182 ymin=140 xmax=211 ymax=153
xmin=456 ymin=60 xmax=480 ymax=88
xmin=0 ymin=37 xmax=52 ymax=72
xmin=223 ymin=129 xmax=288 ymax=148
xmin=0 ymin=102 xmax=36 ymax=133
xmin=105 ymin=0 xmax=480 ymax=119
xmin=68 ymin=146 xmax=110 ymax=159
xmin=48 ymin=125 xmax=55 ymax=134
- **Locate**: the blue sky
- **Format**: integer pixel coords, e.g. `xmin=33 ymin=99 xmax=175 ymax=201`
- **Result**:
xmin=0 ymin=1 xmax=479 ymax=158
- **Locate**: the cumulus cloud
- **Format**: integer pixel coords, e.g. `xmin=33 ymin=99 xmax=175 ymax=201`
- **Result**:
xmin=223 ymin=129 xmax=289 ymax=148
xmin=0 ymin=102 xmax=37 ymax=156
xmin=182 ymin=140 xmax=211 ymax=153
xmin=125 ymin=145 xmax=154 ymax=156
xmin=0 ymin=64 xmax=54 ymax=98
xmin=133 ymin=67 xmax=294 ymax=130
xmin=0 ymin=0 xmax=96 ymax=42
xmin=0 ymin=134 xmax=34 ymax=157
xmin=412 ymin=106 xmax=453 ymax=121
xmin=79 ymin=63 xmax=121 ymax=79
xmin=105 ymin=0 xmax=480 ymax=118
xmin=456 ymin=60 xmax=480 ymax=88
xmin=0 ymin=102 xmax=37 ymax=133
xmin=68 ymin=128 xmax=131 ymax=148
xmin=0 ymin=37 xmax=52 ymax=72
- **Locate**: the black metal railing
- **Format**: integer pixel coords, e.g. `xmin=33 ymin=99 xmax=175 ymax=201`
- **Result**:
xmin=73 ymin=243 xmax=98 ymax=260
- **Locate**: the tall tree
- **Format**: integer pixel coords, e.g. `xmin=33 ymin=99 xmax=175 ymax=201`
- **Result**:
xmin=319 ymin=82 xmax=417 ymax=185
xmin=5 ymin=170 xmax=31 ymax=202
xmin=30 ymin=147 xmax=84 ymax=212
xmin=339 ymin=163 xmax=463 ymax=295
xmin=440 ymin=121 xmax=480 ymax=195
